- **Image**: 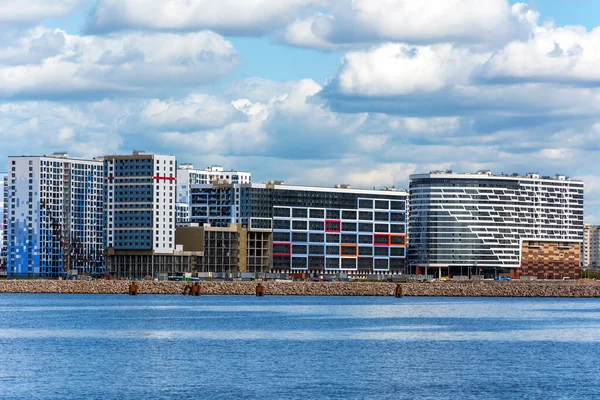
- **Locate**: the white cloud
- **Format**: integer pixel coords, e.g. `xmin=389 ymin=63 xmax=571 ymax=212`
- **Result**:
xmin=0 ymin=100 xmax=122 ymax=159
xmin=343 ymin=162 xmax=417 ymax=188
xmin=476 ymin=23 xmax=600 ymax=84
xmin=280 ymin=14 xmax=343 ymax=50
xmin=282 ymin=0 xmax=528 ymax=49
xmin=0 ymin=0 xmax=79 ymax=23
xmin=58 ymin=126 xmax=75 ymax=142
xmin=0 ymin=28 xmax=239 ymax=99
xmin=331 ymin=43 xmax=485 ymax=97
xmin=85 ymin=0 xmax=325 ymax=35
xmin=141 ymin=94 xmax=243 ymax=131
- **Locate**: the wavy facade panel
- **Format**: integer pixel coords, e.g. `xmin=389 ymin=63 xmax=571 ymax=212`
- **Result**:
xmin=409 ymin=171 xmax=584 ymax=276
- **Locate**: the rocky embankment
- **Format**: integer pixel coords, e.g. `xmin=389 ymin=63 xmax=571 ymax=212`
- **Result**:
xmin=1 ymin=279 xmax=600 ymax=297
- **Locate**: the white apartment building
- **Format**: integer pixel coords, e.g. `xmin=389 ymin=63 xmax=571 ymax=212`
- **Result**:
xmin=409 ymin=170 xmax=584 ymax=278
xmin=176 ymin=164 xmax=250 ymax=223
xmin=104 ymin=151 xmax=176 ymax=254
xmin=0 ymin=173 xmax=7 ymax=273
xmin=6 ymin=153 xmax=104 ymax=277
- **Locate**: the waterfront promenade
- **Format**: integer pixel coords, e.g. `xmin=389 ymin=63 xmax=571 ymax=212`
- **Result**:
xmin=1 ymin=280 xmax=600 ymax=297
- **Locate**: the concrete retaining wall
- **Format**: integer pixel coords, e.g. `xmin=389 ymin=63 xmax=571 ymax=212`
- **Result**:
xmin=1 ymin=280 xmax=600 ymax=297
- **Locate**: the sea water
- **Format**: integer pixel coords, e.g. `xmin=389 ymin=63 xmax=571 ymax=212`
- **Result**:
xmin=1 ymin=294 xmax=599 ymax=399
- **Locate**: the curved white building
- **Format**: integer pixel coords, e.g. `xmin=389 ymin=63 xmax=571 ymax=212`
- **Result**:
xmin=409 ymin=170 xmax=584 ymax=279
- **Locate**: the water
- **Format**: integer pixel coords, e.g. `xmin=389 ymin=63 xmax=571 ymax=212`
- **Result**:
xmin=1 ymin=295 xmax=599 ymax=399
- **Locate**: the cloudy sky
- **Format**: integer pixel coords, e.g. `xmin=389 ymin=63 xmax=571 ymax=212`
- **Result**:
xmin=1 ymin=0 xmax=600 ymax=220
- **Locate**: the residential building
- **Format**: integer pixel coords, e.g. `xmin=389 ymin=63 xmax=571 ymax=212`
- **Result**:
xmin=6 ymin=153 xmax=104 ymax=278
xmin=0 ymin=173 xmax=7 ymax=274
xmin=409 ymin=170 xmax=584 ymax=279
xmin=190 ymin=182 xmax=408 ymax=275
xmin=582 ymin=224 xmax=600 ymax=268
xmin=176 ymin=164 xmax=250 ymax=223
xmin=104 ymin=151 xmax=176 ymax=253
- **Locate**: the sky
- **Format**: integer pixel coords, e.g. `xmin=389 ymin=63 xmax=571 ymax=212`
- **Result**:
xmin=1 ymin=0 xmax=600 ymax=221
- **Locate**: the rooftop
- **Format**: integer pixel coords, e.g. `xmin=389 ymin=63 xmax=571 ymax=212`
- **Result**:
xmin=410 ymin=170 xmax=582 ymax=183
xmin=193 ymin=181 xmax=408 ymax=196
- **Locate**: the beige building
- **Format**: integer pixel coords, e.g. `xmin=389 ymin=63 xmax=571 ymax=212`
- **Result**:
xmin=582 ymin=224 xmax=600 ymax=268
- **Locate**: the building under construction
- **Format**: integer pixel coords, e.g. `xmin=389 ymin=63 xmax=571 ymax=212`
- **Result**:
xmin=105 ymin=224 xmax=271 ymax=279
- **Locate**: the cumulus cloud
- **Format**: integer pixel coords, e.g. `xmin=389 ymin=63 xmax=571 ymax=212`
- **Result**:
xmin=85 ymin=0 xmax=535 ymax=50
xmin=321 ymin=39 xmax=600 ymax=119
xmin=475 ymin=24 xmax=600 ymax=85
xmin=329 ymin=43 xmax=484 ymax=97
xmin=281 ymin=0 xmax=532 ymax=49
xmin=0 ymin=28 xmax=239 ymax=99
xmin=0 ymin=100 xmax=122 ymax=160
xmin=0 ymin=0 xmax=79 ymax=24
xmin=84 ymin=0 xmax=324 ymax=35
xmin=140 ymin=94 xmax=244 ymax=131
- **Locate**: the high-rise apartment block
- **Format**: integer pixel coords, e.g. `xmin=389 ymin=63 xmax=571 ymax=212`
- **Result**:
xmin=176 ymin=164 xmax=250 ymax=223
xmin=409 ymin=171 xmax=584 ymax=279
xmin=582 ymin=224 xmax=600 ymax=268
xmin=104 ymin=151 xmax=176 ymax=253
xmin=5 ymin=153 xmax=104 ymax=277
xmin=0 ymin=173 xmax=7 ymax=274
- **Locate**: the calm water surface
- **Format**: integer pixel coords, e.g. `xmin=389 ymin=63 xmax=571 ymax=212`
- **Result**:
xmin=1 ymin=295 xmax=599 ymax=399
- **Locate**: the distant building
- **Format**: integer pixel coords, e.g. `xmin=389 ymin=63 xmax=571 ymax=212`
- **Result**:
xmin=409 ymin=170 xmax=584 ymax=279
xmin=582 ymin=224 xmax=600 ymax=268
xmin=102 ymin=152 xmax=207 ymax=279
xmin=176 ymin=164 xmax=250 ymax=223
xmin=190 ymin=182 xmax=408 ymax=276
xmin=104 ymin=151 xmax=177 ymax=253
xmin=0 ymin=173 xmax=7 ymax=274
xmin=6 ymin=153 xmax=104 ymax=278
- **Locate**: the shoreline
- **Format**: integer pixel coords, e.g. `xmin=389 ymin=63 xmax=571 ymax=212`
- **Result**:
xmin=1 ymin=280 xmax=600 ymax=297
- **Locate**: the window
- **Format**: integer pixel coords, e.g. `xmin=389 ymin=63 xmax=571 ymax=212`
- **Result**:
xmin=309 ymin=245 xmax=324 ymax=255
xmin=341 ymin=210 xmax=357 ymax=220
xmin=342 ymin=222 xmax=356 ymax=232
xmin=292 ymin=208 xmax=308 ymax=218
xmin=326 ymin=246 xmax=339 ymax=255
xmin=341 ymin=234 xmax=356 ymax=244
xmin=358 ymin=199 xmax=373 ymax=209
xmin=375 ymin=212 xmax=389 ymax=221
xmin=309 ymin=209 xmax=324 ymax=219
xmin=358 ymin=223 xmax=373 ymax=232
xmin=358 ymin=247 xmax=372 ymax=256
xmin=309 ymin=221 xmax=323 ymax=231
xmin=326 ymin=209 xmax=340 ymax=219
xmin=358 ymin=235 xmax=372 ymax=244
xmin=374 ymin=224 xmax=389 ymax=233
xmin=374 ymin=247 xmax=389 ymax=257
xmin=374 ymin=200 xmax=389 ymax=210
xmin=359 ymin=211 xmax=373 ymax=221
xmin=292 ymin=232 xmax=308 ymax=242
xmin=292 ymin=244 xmax=307 ymax=255
xmin=309 ymin=233 xmax=325 ymax=243
xmin=326 ymin=233 xmax=339 ymax=243
xmin=292 ymin=220 xmax=308 ymax=230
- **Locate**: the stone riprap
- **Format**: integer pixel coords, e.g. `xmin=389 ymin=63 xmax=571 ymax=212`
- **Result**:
xmin=1 ymin=280 xmax=600 ymax=297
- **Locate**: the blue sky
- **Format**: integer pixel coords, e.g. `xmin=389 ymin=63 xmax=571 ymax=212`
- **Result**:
xmin=2 ymin=0 xmax=600 ymax=221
